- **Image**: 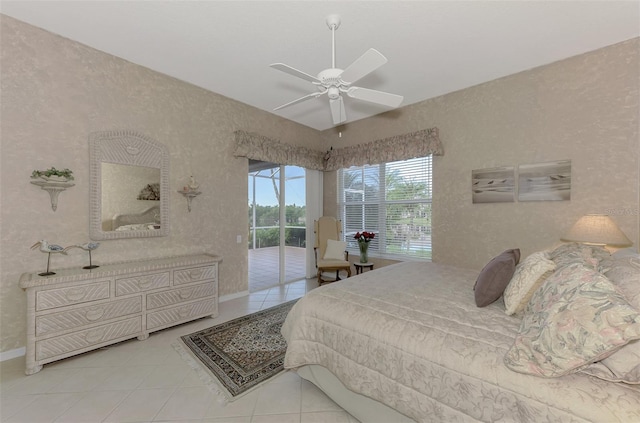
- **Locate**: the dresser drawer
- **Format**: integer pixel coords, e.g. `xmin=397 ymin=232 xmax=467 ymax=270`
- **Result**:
xmin=147 ymin=298 xmax=217 ymax=330
xmin=36 ymin=316 xmax=141 ymax=360
xmin=174 ymin=265 xmax=217 ymax=285
xmin=36 ymin=281 xmax=110 ymax=311
xmin=36 ymin=297 xmax=142 ymax=337
xmin=116 ymin=272 xmax=170 ymax=296
xmin=147 ymin=282 xmax=216 ymax=310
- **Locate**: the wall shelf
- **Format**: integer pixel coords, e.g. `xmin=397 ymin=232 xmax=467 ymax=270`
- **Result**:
xmin=178 ymin=190 xmax=201 ymax=212
xmin=31 ymin=180 xmax=75 ymax=211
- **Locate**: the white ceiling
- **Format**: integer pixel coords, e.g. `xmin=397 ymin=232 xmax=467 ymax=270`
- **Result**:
xmin=2 ymin=1 xmax=639 ymax=131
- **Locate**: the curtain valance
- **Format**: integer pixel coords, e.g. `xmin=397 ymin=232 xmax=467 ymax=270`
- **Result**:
xmin=323 ymin=128 xmax=443 ymax=171
xmin=233 ymin=130 xmax=326 ymax=170
xmin=233 ymin=127 xmax=443 ymax=171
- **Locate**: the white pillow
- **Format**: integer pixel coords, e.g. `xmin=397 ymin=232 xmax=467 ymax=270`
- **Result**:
xmin=323 ymin=240 xmax=347 ymax=260
xmin=503 ymin=251 xmax=556 ymax=315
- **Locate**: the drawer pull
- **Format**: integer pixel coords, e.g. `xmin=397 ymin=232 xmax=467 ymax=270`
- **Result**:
xmin=179 ymin=289 xmax=194 ymax=300
xmin=65 ymin=287 xmax=87 ymax=301
xmin=189 ymin=269 xmax=204 ymax=280
xmin=84 ymin=328 xmax=105 ymax=343
xmin=136 ymin=277 xmax=153 ymax=289
xmin=85 ymin=307 xmax=105 ymax=321
xmin=177 ymin=305 xmax=191 ymax=318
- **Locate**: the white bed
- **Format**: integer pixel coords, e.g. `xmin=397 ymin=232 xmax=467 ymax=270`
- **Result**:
xmin=112 ymin=205 xmax=161 ymax=231
xmin=281 ymin=253 xmax=640 ymax=423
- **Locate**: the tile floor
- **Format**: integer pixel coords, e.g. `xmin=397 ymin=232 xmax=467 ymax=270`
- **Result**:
xmin=0 ymin=279 xmax=359 ymax=423
xmin=248 ymin=246 xmax=306 ymax=293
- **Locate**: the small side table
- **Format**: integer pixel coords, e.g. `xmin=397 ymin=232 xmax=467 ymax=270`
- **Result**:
xmin=354 ymin=262 xmax=374 ymax=275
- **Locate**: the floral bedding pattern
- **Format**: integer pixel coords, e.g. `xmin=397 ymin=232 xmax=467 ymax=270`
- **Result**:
xmin=504 ymin=263 xmax=640 ymax=378
xmin=281 ymin=261 xmax=640 ymax=423
xmin=547 ymin=242 xmax=609 ymax=272
xmin=503 ymin=251 xmax=556 ymax=315
xmin=583 ymin=256 xmax=640 ymax=383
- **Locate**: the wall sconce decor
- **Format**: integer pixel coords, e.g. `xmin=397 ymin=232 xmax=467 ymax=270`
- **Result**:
xmin=178 ymin=176 xmax=201 ymax=212
xmin=30 ymin=167 xmax=75 ymax=211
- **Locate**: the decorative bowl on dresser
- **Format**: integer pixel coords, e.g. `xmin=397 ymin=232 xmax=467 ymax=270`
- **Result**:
xmin=19 ymin=253 xmax=221 ymax=375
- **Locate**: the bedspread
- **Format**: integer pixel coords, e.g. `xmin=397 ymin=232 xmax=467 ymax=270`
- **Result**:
xmin=281 ymin=261 xmax=640 ymax=422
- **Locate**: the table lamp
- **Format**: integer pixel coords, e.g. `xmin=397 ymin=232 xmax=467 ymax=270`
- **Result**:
xmin=561 ymin=214 xmax=632 ymax=247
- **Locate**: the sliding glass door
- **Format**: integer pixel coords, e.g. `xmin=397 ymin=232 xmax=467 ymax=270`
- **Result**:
xmin=248 ymin=162 xmax=306 ymax=292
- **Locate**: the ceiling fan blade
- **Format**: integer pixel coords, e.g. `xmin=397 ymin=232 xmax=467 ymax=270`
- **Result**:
xmin=273 ymin=90 xmax=326 ymax=111
xmin=329 ymin=96 xmax=346 ymax=125
xmin=346 ymin=86 xmax=403 ymax=108
xmin=339 ymin=48 xmax=388 ymax=84
xmin=270 ymin=63 xmax=320 ymax=83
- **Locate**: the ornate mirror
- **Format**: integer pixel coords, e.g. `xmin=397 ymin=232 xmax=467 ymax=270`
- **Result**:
xmin=89 ymin=130 xmax=170 ymax=240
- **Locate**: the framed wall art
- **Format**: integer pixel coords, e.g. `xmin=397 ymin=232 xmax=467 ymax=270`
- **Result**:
xmin=518 ymin=160 xmax=571 ymax=201
xmin=472 ymin=166 xmax=515 ymax=203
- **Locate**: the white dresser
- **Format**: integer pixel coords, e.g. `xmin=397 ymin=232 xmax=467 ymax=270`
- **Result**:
xmin=19 ymin=253 xmax=221 ymax=375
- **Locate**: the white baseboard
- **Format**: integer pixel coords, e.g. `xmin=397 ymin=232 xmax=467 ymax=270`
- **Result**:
xmin=219 ymin=290 xmax=249 ymax=302
xmin=1 ymin=347 xmax=25 ymax=362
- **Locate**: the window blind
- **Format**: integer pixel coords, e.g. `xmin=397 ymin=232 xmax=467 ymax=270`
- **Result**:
xmin=338 ymin=156 xmax=432 ymax=260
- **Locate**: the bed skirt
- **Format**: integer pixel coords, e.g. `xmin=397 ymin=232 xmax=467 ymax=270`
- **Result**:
xmin=297 ymin=365 xmax=414 ymax=423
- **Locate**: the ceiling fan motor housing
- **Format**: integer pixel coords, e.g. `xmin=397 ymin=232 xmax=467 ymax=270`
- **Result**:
xmin=318 ymin=68 xmax=345 ymax=89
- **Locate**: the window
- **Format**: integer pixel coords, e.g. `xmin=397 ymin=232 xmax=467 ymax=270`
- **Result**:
xmin=338 ymin=156 xmax=432 ymax=260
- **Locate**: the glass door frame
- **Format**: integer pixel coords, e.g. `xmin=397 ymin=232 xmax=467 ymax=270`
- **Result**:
xmin=249 ymin=163 xmax=308 ymax=288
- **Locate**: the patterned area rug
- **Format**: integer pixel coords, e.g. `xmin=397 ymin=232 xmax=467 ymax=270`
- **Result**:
xmin=175 ymin=300 xmax=298 ymax=401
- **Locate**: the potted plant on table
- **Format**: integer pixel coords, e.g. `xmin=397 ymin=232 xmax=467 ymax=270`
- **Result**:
xmin=354 ymin=231 xmax=375 ymax=263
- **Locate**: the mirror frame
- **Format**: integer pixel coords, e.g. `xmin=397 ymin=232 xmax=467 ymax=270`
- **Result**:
xmin=89 ymin=130 xmax=170 ymax=240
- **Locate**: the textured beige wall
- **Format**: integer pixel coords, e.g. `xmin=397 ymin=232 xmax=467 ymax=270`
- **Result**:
xmin=0 ymin=16 xmax=323 ymax=352
xmin=2 ymin=16 xmax=638 ymax=354
xmin=322 ymin=38 xmax=639 ymax=270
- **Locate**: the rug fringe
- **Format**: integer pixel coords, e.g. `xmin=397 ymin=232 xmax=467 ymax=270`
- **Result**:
xmin=173 ymin=337 xmax=290 ymax=404
xmin=172 ymin=300 xmax=298 ymax=403
xmin=172 ymin=338 xmax=230 ymax=405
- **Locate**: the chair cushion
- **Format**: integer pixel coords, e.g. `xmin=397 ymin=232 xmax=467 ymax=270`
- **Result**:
xmin=324 ymin=239 xmax=347 ymax=260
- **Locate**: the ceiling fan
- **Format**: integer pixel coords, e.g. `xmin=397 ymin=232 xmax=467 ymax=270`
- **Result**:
xmin=270 ymin=14 xmax=404 ymax=126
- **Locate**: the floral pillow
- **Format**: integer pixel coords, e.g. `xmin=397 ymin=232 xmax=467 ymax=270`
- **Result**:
xmin=503 ymin=251 xmax=556 ymax=315
xmin=504 ymin=263 xmax=640 ymax=378
xmin=582 ymin=256 xmax=640 ymax=383
xmin=547 ymin=242 xmax=608 ymax=271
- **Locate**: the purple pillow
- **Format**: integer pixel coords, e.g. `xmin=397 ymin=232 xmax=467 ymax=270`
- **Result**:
xmin=474 ymin=249 xmax=520 ymax=307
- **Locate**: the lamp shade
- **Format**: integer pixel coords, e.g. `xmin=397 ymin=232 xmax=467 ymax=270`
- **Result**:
xmin=561 ymin=214 xmax=632 ymax=247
